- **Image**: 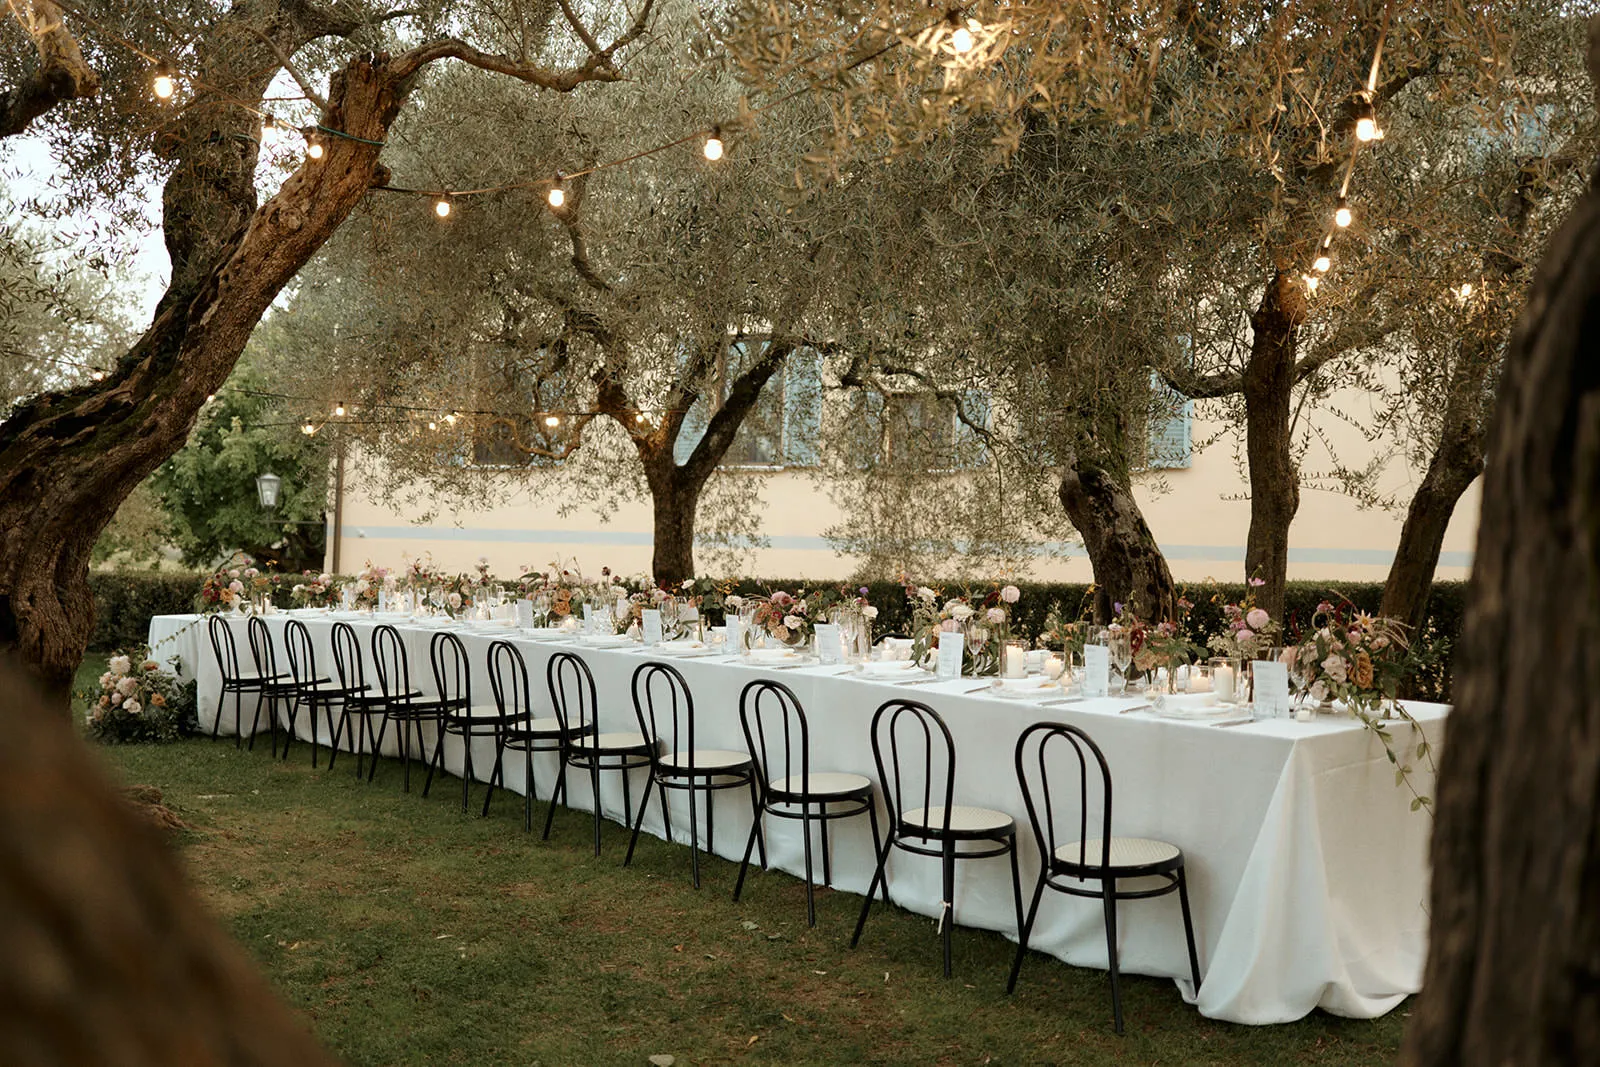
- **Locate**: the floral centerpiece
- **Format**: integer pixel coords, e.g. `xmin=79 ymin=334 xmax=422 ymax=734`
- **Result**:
xmin=349 ymin=561 xmax=393 ymax=609
xmin=289 ymin=570 xmax=340 ymax=608
xmin=1124 ymin=598 xmax=1202 ymax=686
xmin=196 ymin=553 xmax=258 ymax=613
xmin=1284 ymin=599 xmax=1411 ymax=717
xmin=1041 ymin=587 xmax=1097 ymax=661
xmin=83 ymin=648 xmax=196 ymax=744
xmin=405 ymin=552 xmax=450 ymax=594
xmin=1207 ymin=576 xmax=1283 ymax=660
xmin=904 ymin=582 xmax=1019 ymax=676
xmin=750 ymin=589 xmax=821 ymax=646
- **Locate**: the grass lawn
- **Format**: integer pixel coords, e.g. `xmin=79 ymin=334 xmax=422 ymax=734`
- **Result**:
xmin=76 ymin=655 xmax=1408 ymax=1066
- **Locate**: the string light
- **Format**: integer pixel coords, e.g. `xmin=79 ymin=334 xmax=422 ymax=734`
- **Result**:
xmin=334 ymin=401 xmax=346 ymax=417
xmin=547 ymin=178 xmax=566 ymax=209
xmin=306 ymin=132 xmax=325 ymax=160
xmin=151 ymin=62 xmax=176 ymax=100
xmin=703 ymin=127 xmax=724 ymax=161
xmin=1457 ymin=282 xmax=1474 ymax=301
xmin=301 ymin=421 xmax=316 ymax=435
xmin=634 ymin=412 xmax=647 ymax=422
xmin=206 ymin=393 xmax=215 ymax=402
xmin=260 ymin=114 xmax=280 ymax=147
xmin=434 ymin=196 xmax=452 ymax=218
xmin=948 ymin=14 xmax=979 ymax=53
xmin=427 ymin=419 xmax=438 ymax=430
xmin=444 ymin=413 xmax=457 ymax=425
xmin=1354 ymin=100 xmax=1384 ymax=143
xmin=1303 ymin=273 xmax=1320 ymax=292
xmin=1334 ymin=199 xmax=1353 ymax=228
xmin=544 ymin=415 xmax=561 ymax=428
xmin=1313 ymin=254 xmax=1331 ymax=273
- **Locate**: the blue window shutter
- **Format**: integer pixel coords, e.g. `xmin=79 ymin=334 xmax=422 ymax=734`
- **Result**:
xmin=956 ymin=389 xmax=990 ymax=467
xmin=782 ymin=346 xmax=822 ymax=467
xmin=1147 ymin=370 xmax=1192 ymax=469
xmin=674 ymin=393 xmax=711 ymax=466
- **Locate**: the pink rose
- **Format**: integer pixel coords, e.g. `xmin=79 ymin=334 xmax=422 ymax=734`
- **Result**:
xmin=1246 ymin=608 xmax=1270 ymax=630
xmin=986 ymin=607 xmax=1005 ymax=624
xmin=1000 ymin=585 xmax=1020 ymax=604
xmin=1321 ymin=655 xmax=1348 ymax=683
xmin=228 ymin=580 xmax=244 ymax=594
xmin=1236 ymin=627 xmax=1254 ymax=642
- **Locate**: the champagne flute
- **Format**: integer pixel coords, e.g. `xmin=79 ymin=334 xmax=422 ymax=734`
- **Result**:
xmin=1108 ymin=629 xmax=1133 ymax=693
xmin=532 ymin=591 xmax=551 ymax=628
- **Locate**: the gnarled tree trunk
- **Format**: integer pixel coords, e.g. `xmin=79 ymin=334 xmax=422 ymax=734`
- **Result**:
xmin=643 ymin=458 xmax=701 ymax=587
xmin=1058 ymin=462 xmax=1178 ymax=624
xmin=1242 ymin=271 xmax=1307 ymax=622
xmin=1402 ymin=71 xmax=1600 ymax=1062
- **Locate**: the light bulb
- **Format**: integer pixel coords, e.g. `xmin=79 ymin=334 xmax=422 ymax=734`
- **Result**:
xmin=260 ymin=115 xmax=279 ymax=146
xmin=950 ymin=25 xmax=974 ymax=53
xmin=92 ymin=371 xmax=105 ymax=381
xmin=206 ymin=393 xmax=214 ymax=402
xmin=548 ymin=186 xmax=566 ymax=208
xmin=302 ymin=422 xmax=316 ymax=435
xmin=1303 ymin=274 xmax=1320 ymax=292
xmin=1355 ymin=116 xmax=1381 ymax=142
xmin=334 ymin=401 xmax=346 ymax=417
xmin=1334 ymin=203 xmax=1353 ymax=228
xmin=1313 ymin=255 xmax=1331 ymax=273
xmin=151 ymin=66 xmax=176 ymax=100
xmin=307 ymin=140 xmax=324 ymax=160
xmin=434 ymin=198 xmax=451 ymax=218
xmin=445 ymin=413 xmax=457 ymax=425
xmin=703 ymin=135 xmax=724 ymax=161
xmin=544 ymin=415 xmax=561 ymax=428
xmin=427 ymin=420 xmax=437 ymax=431
xmin=1458 ymin=283 xmax=1474 ymax=300
xmin=634 ymin=412 xmax=646 ymax=423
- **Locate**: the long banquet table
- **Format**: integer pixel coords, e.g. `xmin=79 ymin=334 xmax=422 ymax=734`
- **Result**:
xmin=148 ymin=610 xmax=1445 ymax=1025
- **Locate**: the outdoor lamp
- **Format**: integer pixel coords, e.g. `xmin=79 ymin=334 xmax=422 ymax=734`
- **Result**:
xmin=256 ymin=471 xmax=283 ymax=509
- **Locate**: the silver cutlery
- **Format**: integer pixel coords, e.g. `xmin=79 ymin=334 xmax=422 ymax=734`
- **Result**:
xmin=1212 ymin=718 xmax=1256 ymax=728
xmin=1039 ymin=697 xmax=1083 ymax=707
xmin=1119 ymin=703 xmax=1153 ymax=714
xmin=897 ymin=677 xmax=943 ymax=686
xmin=962 ymin=684 xmax=994 ymax=694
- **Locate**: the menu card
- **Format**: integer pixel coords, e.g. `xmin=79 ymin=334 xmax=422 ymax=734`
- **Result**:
xmin=726 ymin=616 xmax=745 ymax=653
xmin=582 ymin=604 xmax=595 ymax=634
xmin=1082 ymin=645 xmax=1110 ymax=698
xmin=641 ymin=609 xmax=663 ymax=646
xmin=1252 ymin=661 xmax=1291 ymax=718
xmin=936 ymin=632 xmax=965 ymax=680
xmin=516 ymin=600 xmax=533 ymax=628
xmin=815 ymin=623 xmax=841 ymax=664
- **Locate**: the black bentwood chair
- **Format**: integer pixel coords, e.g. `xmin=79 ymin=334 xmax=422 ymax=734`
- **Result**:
xmin=369 ymin=624 xmax=444 ymax=791
xmin=543 ymin=651 xmax=651 ymax=855
xmin=207 ymin=613 xmax=287 ymax=750
xmin=421 ymin=631 xmax=483 ymax=808
xmin=851 ymin=698 xmax=1025 ymax=980
xmin=624 ymin=661 xmax=760 ymax=889
xmin=1008 ymin=721 xmax=1202 ymax=1033
xmin=733 ymin=678 xmax=881 ymax=926
xmin=283 ymin=618 xmax=365 ymax=769
xmin=484 ymin=640 xmax=570 ymax=829
xmin=330 ymin=621 xmax=394 ymax=780
xmin=245 ymin=615 xmax=299 ymax=757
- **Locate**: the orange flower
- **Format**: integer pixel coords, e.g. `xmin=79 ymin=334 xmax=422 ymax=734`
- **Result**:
xmin=151 ymin=693 xmax=166 ymax=707
xmin=1353 ymin=650 xmax=1375 ymax=689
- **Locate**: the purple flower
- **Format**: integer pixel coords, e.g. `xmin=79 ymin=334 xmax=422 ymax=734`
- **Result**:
xmin=1248 ymin=577 xmax=1266 ymax=587
xmin=859 ymin=586 xmax=870 ymax=596
xmin=1113 ymin=601 xmax=1123 ymax=615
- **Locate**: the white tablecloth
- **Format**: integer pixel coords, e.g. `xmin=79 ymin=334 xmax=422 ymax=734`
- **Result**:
xmin=147 ymin=611 xmax=1444 ymax=1024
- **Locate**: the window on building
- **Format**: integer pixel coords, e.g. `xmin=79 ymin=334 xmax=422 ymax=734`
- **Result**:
xmin=673 ymin=340 xmax=824 ymax=469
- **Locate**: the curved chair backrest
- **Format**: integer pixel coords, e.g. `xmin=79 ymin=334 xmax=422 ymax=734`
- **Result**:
xmin=487 ymin=640 xmax=532 ymax=720
xmin=208 ymin=614 xmax=246 ymax=682
xmin=246 ymin=615 xmax=282 ymax=684
xmin=631 ymin=661 xmax=695 ymax=767
xmin=330 ymin=622 xmax=367 ymax=694
xmin=283 ymin=619 xmax=319 ymax=689
xmin=370 ymin=624 xmax=418 ymax=703
xmin=430 ymin=631 xmax=471 ymax=709
xmin=545 ymin=651 xmax=598 ymax=736
xmin=738 ymin=678 xmax=809 ymax=793
xmin=868 ymin=698 xmax=958 ymax=838
xmin=1014 ymin=721 xmax=1115 ymax=871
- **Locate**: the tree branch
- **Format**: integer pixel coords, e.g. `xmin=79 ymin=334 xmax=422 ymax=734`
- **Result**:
xmin=680 ymin=338 xmax=792 ymax=484
xmin=392 ymin=0 xmax=653 ymax=87
xmin=1 ymin=0 xmax=98 ymax=139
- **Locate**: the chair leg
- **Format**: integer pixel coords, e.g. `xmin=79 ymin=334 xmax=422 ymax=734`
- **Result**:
xmin=482 ymin=737 xmax=505 ymax=818
xmin=688 ymin=779 xmax=702 ymax=889
xmin=589 ymin=759 xmax=604 ymax=857
xmin=461 ymin=729 xmax=475 ymax=814
xmin=422 ymin=721 xmax=446 ymax=799
xmin=542 ymin=762 xmax=567 ymax=841
xmin=368 ymin=714 xmax=389 ymax=783
xmin=800 ymin=803 xmax=816 ymax=927
xmin=658 ymin=771 xmax=674 ymax=845
xmin=246 ymin=691 xmax=264 ymax=752
xmin=732 ymin=812 xmax=763 ymax=903
xmin=747 ymin=777 xmax=767 ymax=868
xmin=624 ymin=774 xmax=655 ymax=867
xmin=212 ymin=688 xmax=226 ymax=742
xmin=309 ymin=700 xmax=320 ymax=769
xmin=327 ymin=706 xmax=345 ymax=772
xmin=820 ymin=802 xmax=833 ymax=887
xmin=232 ymin=688 xmax=244 ymax=749
xmin=851 ymin=838 xmax=894 ymax=948
xmin=1177 ymin=866 xmax=1202 ymax=992
xmin=940 ymin=837 xmax=957 ymax=978
xmin=865 ymin=803 xmax=889 ymax=907
xmin=1007 ymin=873 xmax=1050 ymax=994
xmin=400 ymin=718 xmax=413 ymax=792
xmin=1103 ymin=882 xmax=1124 ymax=1034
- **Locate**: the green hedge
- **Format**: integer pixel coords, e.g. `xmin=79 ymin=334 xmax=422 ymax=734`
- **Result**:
xmin=87 ymin=571 xmax=1464 ymax=701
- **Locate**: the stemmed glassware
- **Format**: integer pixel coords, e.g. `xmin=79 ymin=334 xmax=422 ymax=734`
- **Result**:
xmin=1108 ymin=628 xmax=1134 ymax=693
xmin=660 ymin=596 xmax=681 ymax=641
xmin=532 ymin=590 xmax=551 ymax=628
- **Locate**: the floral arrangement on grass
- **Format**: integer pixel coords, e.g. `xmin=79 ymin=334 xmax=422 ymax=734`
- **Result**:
xmin=904 ymin=581 xmax=1019 ymax=676
xmin=84 ymin=648 xmax=196 ymax=744
xmin=1284 ymin=599 xmax=1411 ymax=715
xmin=1207 ymin=576 xmax=1283 ymax=659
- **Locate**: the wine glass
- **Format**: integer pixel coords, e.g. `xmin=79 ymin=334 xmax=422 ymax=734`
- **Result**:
xmin=1108 ymin=629 xmax=1133 ymax=693
xmin=532 ymin=591 xmax=551 ymax=628
xmin=660 ymin=597 xmax=681 ymax=640
xmin=429 ymin=587 xmax=445 ymax=616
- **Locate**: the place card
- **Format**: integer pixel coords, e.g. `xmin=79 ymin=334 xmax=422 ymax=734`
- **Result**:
xmin=726 ymin=616 xmax=745 ymax=653
xmin=582 ymin=603 xmax=595 ymax=634
xmin=642 ymin=609 xmax=663 ymax=646
xmin=378 ymin=590 xmax=389 ymax=612
xmin=1082 ymin=645 xmax=1110 ymax=698
xmin=936 ymin=632 xmax=965 ymax=680
xmin=1252 ymin=661 xmax=1291 ymax=719
xmin=815 ymin=623 xmax=842 ymax=664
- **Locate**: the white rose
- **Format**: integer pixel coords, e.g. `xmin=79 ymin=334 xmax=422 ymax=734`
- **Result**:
xmin=123 ymin=700 xmax=141 ymax=716
xmin=948 ymin=603 xmax=974 ymax=621
xmin=110 ymin=691 xmax=123 ymax=706
xmin=117 ymin=676 xmax=138 ymax=697
xmin=109 ymin=655 xmax=131 ymax=676
xmin=447 ymin=592 xmax=462 ymax=609
xmin=725 ymin=595 xmax=744 ymax=610
xmin=319 ymin=573 xmax=332 ymax=583
xmin=783 ymin=614 xmax=804 ymax=630
xmin=917 ymin=587 xmax=937 ymax=601
xmin=862 ymin=606 xmax=879 ymax=620
xmin=355 ymin=578 xmax=369 ymax=594
xmin=98 ymin=672 xmax=113 ymax=687
xmin=228 ymin=580 xmax=244 ymax=594
xmin=682 ymin=579 xmax=695 ymax=590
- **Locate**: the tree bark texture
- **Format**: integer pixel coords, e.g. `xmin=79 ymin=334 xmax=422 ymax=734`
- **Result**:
xmin=0 ymin=0 xmax=99 ymax=137
xmin=0 ymin=27 xmax=404 ymax=709
xmin=1401 ymin=136 xmax=1600 ymax=1064
xmin=1242 ymin=271 xmax=1307 ymax=622
xmin=1057 ymin=462 xmax=1178 ymax=625
xmin=0 ymin=656 xmax=339 ymax=1066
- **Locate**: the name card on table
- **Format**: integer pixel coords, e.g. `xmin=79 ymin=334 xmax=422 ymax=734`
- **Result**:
xmin=814 ymin=623 xmax=842 ymax=664
xmin=378 ymin=590 xmax=389 ymax=612
xmin=936 ymin=632 xmax=965 ymax=680
xmin=726 ymin=616 xmax=745 ymax=653
xmin=1082 ymin=645 xmax=1110 ymax=698
xmin=516 ymin=600 xmax=533 ymax=628
xmin=641 ymin=609 xmax=663 ymax=646
xmin=582 ymin=604 xmax=594 ymax=633
xmin=1252 ymin=661 xmax=1291 ymax=719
